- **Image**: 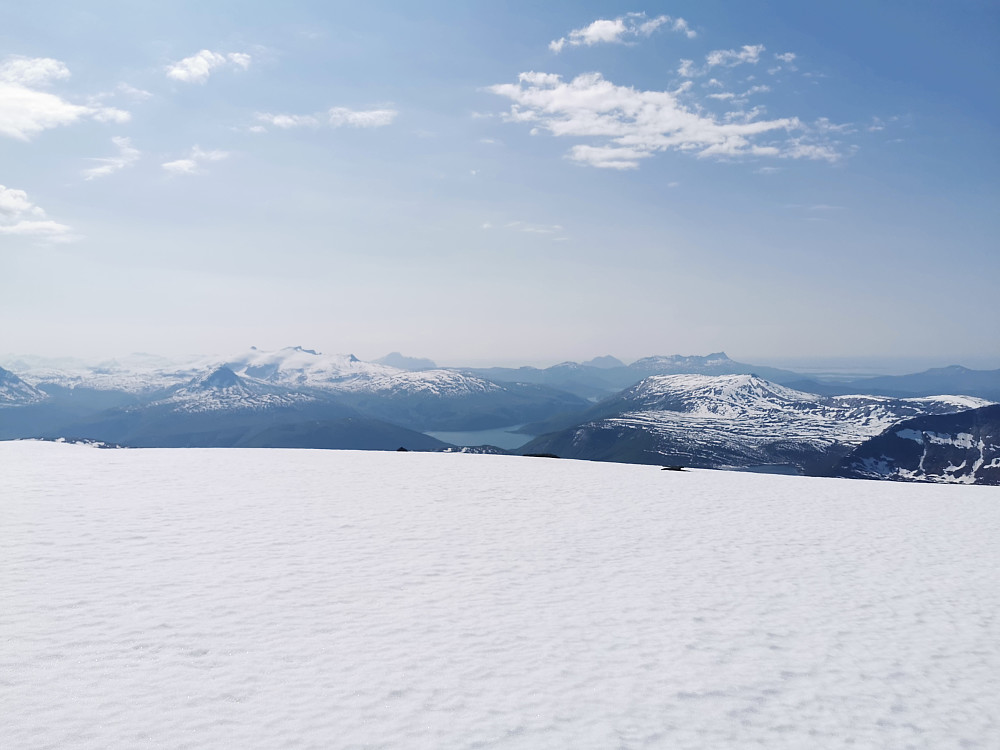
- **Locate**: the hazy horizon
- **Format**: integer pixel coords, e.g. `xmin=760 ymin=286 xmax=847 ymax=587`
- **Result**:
xmin=2 ymin=2 xmax=997 ymax=366
xmin=3 ymin=344 xmax=999 ymax=377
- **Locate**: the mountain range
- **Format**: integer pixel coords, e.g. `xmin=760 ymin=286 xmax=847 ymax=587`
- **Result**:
xmin=2 ymin=347 xmax=998 ymax=483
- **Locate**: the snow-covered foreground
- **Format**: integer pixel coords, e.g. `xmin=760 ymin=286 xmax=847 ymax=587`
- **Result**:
xmin=2 ymin=442 xmax=998 ymax=749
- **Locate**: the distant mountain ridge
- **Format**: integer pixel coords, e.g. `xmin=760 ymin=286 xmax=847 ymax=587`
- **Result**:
xmin=460 ymin=351 xmax=806 ymax=401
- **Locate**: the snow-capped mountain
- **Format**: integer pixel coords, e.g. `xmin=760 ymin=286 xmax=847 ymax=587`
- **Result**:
xmin=226 ymin=345 xmax=506 ymax=398
xmin=837 ymin=404 xmax=1000 ymax=485
xmin=0 ymin=347 xmax=588 ymax=440
xmin=9 ymin=355 xmax=218 ymax=395
xmin=148 ymin=366 xmax=321 ymax=413
xmin=214 ymin=346 xmax=585 ymax=430
xmin=0 ymin=366 xmax=48 ymax=406
xmin=226 ymin=346 xmax=395 ymax=387
xmin=521 ymin=374 xmax=993 ymax=474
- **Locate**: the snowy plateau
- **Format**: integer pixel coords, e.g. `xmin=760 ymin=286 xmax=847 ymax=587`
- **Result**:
xmin=3 ymin=441 xmax=999 ymax=749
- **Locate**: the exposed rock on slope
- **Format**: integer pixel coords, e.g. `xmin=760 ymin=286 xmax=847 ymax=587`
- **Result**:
xmin=836 ymin=404 xmax=1000 ymax=485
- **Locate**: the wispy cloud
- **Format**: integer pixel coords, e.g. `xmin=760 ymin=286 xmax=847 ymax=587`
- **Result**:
xmin=165 ymin=50 xmax=252 ymax=83
xmin=505 ymin=220 xmax=564 ymax=235
xmin=162 ymin=146 xmax=230 ymax=175
xmin=490 ymin=71 xmax=844 ymax=169
xmin=89 ymin=82 xmax=153 ymax=104
xmin=680 ymin=45 xmax=767 ymax=78
xmin=0 ymin=56 xmax=129 ymax=140
xmin=483 ymin=219 xmax=568 ymax=241
xmin=254 ymin=106 xmax=398 ymax=131
xmin=0 ymin=184 xmax=75 ymax=241
xmin=82 ymin=136 xmax=140 ymax=180
xmin=707 ymin=45 xmax=765 ymax=68
xmin=550 ymin=12 xmax=695 ymax=53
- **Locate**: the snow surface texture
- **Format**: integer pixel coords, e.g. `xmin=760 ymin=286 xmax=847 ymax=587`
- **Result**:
xmin=3 ymin=441 xmax=999 ymax=749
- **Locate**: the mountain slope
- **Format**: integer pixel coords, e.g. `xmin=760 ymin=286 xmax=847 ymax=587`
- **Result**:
xmin=836 ymin=404 xmax=1000 ymax=484
xmin=0 ymin=366 xmax=48 ymax=406
xmin=521 ymin=374 xmax=992 ymax=474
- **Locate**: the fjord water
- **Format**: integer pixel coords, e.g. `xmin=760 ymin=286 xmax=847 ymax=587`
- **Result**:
xmin=425 ymin=423 xmax=532 ymax=449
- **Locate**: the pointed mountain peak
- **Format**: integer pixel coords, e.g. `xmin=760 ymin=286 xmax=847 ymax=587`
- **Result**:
xmin=198 ymin=365 xmax=242 ymax=389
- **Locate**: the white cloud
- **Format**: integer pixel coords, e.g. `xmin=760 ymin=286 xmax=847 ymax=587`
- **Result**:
xmin=82 ymin=136 xmax=141 ymax=180
xmin=814 ymin=117 xmax=855 ymax=134
xmin=116 ymin=83 xmax=153 ymax=100
xmin=506 ymin=220 xmax=563 ymax=234
xmin=227 ymin=53 xmax=252 ymax=70
xmin=671 ymin=19 xmax=696 ymax=39
xmin=550 ymin=12 xmax=694 ymax=53
xmin=162 ymin=158 xmax=199 ymax=175
xmin=254 ymin=106 xmax=397 ymax=132
xmin=680 ymin=45 xmax=767 ymax=77
xmin=0 ymin=56 xmax=70 ymax=87
xmin=706 ymin=44 xmax=765 ymax=68
xmin=0 ymin=56 xmax=130 ymax=140
xmin=775 ymin=52 xmax=797 ymax=63
xmin=490 ymin=71 xmax=843 ymax=169
xmin=569 ymin=144 xmax=652 ymax=170
xmin=165 ymin=50 xmax=252 ymax=83
xmin=0 ymin=184 xmax=75 ymax=241
xmin=677 ymin=60 xmax=696 ymax=78
xmin=256 ymin=112 xmax=320 ymax=129
xmin=327 ymin=107 xmax=397 ymax=128
xmin=162 ymin=146 xmax=230 ymax=175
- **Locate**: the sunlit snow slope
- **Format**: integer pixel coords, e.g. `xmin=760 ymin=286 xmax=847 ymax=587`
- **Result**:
xmin=3 ymin=442 xmax=998 ymax=749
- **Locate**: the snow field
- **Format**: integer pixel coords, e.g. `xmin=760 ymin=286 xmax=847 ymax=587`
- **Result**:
xmin=2 ymin=441 xmax=998 ymax=749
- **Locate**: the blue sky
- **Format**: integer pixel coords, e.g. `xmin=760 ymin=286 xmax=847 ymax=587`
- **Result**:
xmin=1 ymin=0 xmax=997 ymax=368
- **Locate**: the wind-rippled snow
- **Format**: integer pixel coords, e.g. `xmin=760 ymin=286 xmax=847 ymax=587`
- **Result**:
xmin=2 ymin=441 xmax=998 ymax=749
